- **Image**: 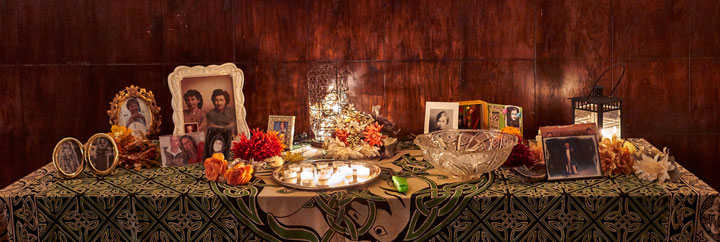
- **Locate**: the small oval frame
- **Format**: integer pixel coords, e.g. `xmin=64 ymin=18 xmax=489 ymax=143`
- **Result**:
xmin=52 ymin=137 xmax=85 ymax=178
xmin=85 ymin=133 xmax=120 ymax=176
xmin=107 ymin=85 xmax=162 ymax=139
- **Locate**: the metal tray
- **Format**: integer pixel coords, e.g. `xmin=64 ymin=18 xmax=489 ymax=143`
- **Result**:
xmin=271 ymin=160 xmax=382 ymax=191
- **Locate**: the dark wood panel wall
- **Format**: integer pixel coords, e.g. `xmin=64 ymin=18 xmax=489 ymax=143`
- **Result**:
xmin=0 ymin=0 xmax=718 ymax=189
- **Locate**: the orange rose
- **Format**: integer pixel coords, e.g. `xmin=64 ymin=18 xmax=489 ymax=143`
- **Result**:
xmin=203 ymin=153 xmax=228 ymax=181
xmin=224 ymin=162 xmax=253 ymax=186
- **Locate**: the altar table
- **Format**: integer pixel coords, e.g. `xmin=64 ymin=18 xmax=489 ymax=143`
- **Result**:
xmin=1 ymin=139 xmax=718 ymax=241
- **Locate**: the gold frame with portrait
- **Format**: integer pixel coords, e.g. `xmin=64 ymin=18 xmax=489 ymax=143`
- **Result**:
xmin=85 ymin=133 xmax=120 ymax=176
xmin=52 ymin=137 xmax=86 ymax=178
xmin=107 ymin=85 xmax=162 ymax=140
xmin=167 ymin=63 xmax=249 ymax=137
xmin=267 ymin=115 xmax=295 ymax=150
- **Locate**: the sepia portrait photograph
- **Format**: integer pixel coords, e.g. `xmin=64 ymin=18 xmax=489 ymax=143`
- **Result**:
xmin=160 ymin=132 xmax=206 ymax=167
xmin=424 ymin=102 xmax=459 ymax=133
xmin=543 ymin=135 xmax=602 ymax=180
xmin=168 ymin=63 xmax=249 ymax=137
xmin=87 ymin=135 xmax=117 ymax=173
xmin=53 ymin=138 xmax=84 ymax=177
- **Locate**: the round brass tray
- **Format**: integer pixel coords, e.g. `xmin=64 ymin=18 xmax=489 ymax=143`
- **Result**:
xmin=271 ymin=160 xmax=382 ymax=191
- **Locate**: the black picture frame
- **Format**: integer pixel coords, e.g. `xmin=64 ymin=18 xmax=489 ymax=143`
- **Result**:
xmin=543 ymin=134 xmax=602 ymax=181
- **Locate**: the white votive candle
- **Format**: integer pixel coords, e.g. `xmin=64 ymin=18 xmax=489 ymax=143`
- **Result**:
xmin=340 ymin=167 xmax=353 ymax=183
xmin=356 ymin=167 xmax=370 ymax=178
xmin=300 ymin=171 xmax=314 ymax=186
xmin=283 ymin=169 xmax=297 ymax=179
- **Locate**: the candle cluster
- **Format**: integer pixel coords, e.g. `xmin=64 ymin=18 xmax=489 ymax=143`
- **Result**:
xmin=280 ymin=161 xmax=373 ymax=188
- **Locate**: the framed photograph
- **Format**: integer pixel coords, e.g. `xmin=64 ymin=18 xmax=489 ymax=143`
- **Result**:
xmin=52 ymin=137 xmax=85 ymax=178
xmin=204 ymin=127 xmax=233 ymax=160
xmin=424 ymin=102 xmax=459 ymax=133
xmin=543 ymin=134 xmax=602 ymax=181
xmin=184 ymin=122 xmax=199 ymax=133
xmin=85 ymin=133 xmax=119 ymax=176
xmin=168 ymin=63 xmax=249 ymax=137
xmin=107 ymin=85 xmax=162 ymax=139
xmin=160 ymin=132 xmax=206 ymax=167
xmin=458 ymin=100 xmax=487 ymax=129
xmin=268 ymin=115 xmax=295 ymax=149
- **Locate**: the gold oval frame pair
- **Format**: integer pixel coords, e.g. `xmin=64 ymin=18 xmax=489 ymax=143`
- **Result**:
xmin=52 ymin=133 xmax=120 ymax=178
xmin=107 ymin=85 xmax=162 ymax=140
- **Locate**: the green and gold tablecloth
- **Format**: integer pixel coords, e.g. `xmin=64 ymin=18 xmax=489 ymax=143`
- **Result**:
xmin=1 ymin=139 xmax=718 ymax=241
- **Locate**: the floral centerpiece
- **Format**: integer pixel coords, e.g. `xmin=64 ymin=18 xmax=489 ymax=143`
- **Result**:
xmin=323 ymin=104 xmax=395 ymax=160
xmin=107 ymin=125 xmax=159 ymax=170
xmin=231 ymin=128 xmax=286 ymax=167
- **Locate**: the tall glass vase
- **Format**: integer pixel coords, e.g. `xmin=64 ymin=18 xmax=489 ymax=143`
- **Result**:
xmin=307 ymin=61 xmax=350 ymax=142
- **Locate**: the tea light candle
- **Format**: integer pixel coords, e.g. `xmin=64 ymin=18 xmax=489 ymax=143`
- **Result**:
xmin=288 ymin=163 xmax=301 ymax=172
xmin=317 ymin=170 xmax=332 ymax=186
xmin=301 ymin=163 xmax=315 ymax=173
xmin=356 ymin=167 xmax=370 ymax=178
xmin=351 ymin=161 xmax=363 ymax=169
xmin=339 ymin=166 xmax=353 ymax=183
xmin=283 ymin=169 xmax=297 ymax=179
xmin=300 ymin=171 xmax=314 ymax=186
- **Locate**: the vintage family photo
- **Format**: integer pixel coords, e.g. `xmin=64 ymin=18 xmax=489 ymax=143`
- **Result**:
xmin=424 ymin=102 xmax=459 ymax=133
xmin=88 ymin=136 xmax=116 ymax=171
xmin=118 ymin=97 xmax=152 ymax=138
xmin=160 ymin=132 xmax=205 ymax=167
xmin=543 ymin=135 xmax=602 ymax=180
xmin=268 ymin=115 xmax=295 ymax=149
xmin=54 ymin=139 xmax=83 ymax=175
xmin=204 ymin=127 xmax=233 ymax=160
xmin=181 ymin=75 xmax=237 ymax=134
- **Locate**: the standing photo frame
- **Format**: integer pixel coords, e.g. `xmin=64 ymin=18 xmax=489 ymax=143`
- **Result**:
xmin=52 ymin=137 xmax=85 ymax=178
xmin=543 ymin=134 xmax=602 ymax=181
xmin=268 ymin=115 xmax=295 ymax=149
xmin=168 ymin=63 xmax=249 ymax=137
xmin=107 ymin=85 xmax=162 ymax=139
xmin=85 ymin=133 xmax=120 ymax=176
xmin=424 ymin=102 xmax=459 ymax=133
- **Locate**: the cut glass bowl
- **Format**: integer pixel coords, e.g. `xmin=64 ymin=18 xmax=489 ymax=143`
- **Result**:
xmin=414 ymin=129 xmax=517 ymax=180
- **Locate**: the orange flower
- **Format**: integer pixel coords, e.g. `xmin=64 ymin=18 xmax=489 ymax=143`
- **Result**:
xmin=500 ymin=126 xmax=522 ymax=138
xmin=362 ymin=122 xmax=385 ymax=147
xmin=224 ymin=162 xmax=253 ymax=185
xmin=203 ymin=153 xmax=228 ymax=181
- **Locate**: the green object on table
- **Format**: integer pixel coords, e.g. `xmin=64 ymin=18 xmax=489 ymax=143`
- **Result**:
xmin=392 ymin=175 xmax=408 ymax=193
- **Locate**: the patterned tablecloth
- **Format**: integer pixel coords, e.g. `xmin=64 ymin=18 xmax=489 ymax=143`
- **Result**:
xmin=0 ymin=139 xmax=718 ymax=241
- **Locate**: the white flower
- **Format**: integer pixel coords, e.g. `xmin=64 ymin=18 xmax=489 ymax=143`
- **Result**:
xmin=633 ymin=149 xmax=675 ymax=184
xmin=264 ymin=156 xmax=284 ymax=168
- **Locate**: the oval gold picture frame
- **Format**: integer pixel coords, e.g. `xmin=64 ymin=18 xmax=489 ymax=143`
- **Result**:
xmin=107 ymin=85 xmax=162 ymax=140
xmin=52 ymin=137 xmax=85 ymax=178
xmin=85 ymin=133 xmax=120 ymax=176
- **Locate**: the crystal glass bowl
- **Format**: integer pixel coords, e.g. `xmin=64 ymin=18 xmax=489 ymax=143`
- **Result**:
xmin=414 ymin=129 xmax=517 ymax=180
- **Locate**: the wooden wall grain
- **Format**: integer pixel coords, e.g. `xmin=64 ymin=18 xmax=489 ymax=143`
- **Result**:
xmin=0 ymin=0 xmax=718 ymax=190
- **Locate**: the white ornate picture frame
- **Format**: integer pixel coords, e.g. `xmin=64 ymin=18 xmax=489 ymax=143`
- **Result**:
xmin=168 ymin=63 xmax=249 ymax=137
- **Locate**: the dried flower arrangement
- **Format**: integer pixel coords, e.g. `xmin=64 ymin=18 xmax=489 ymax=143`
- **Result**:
xmin=598 ymin=136 xmax=635 ymax=175
xmin=323 ymin=105 xmax=397 ymax=160
xmin=107 ymin=125 xmax=159 ymax=170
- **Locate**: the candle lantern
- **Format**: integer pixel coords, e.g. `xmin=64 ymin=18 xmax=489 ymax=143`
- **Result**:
xmin=307 ymin=61 xmax=350 ymax=142
xmin=570 ymin=64 xmax=625 ymax=138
